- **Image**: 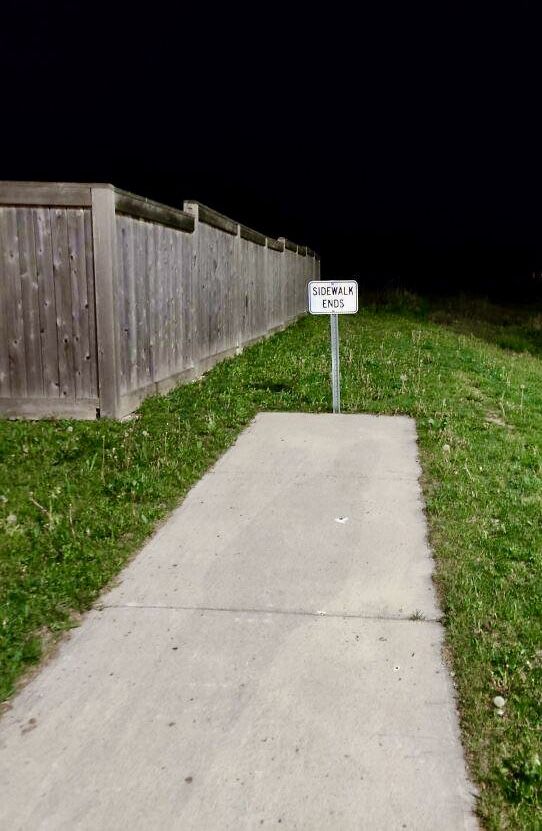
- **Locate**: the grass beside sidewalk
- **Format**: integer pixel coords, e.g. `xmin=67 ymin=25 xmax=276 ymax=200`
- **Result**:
xmin=1 ymin=295 xmax=542 ymax=829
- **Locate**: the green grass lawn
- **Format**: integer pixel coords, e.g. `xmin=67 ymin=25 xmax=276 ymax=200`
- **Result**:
xmin=1 ymin=293 xmax=541 ymax=829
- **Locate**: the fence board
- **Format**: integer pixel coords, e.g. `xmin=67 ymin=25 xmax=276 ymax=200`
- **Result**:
xmin=33 ymin=208 xmax=60 ymax=396
xmin=164 ymin=226 xmax=174 ymax=379
xmin=68 ymin=209 xmax=95 ymax=399
xmin=145 ymin=221 xmax=157 ymax=380
xmin=167 ymin=227 xmax=176 ymax=376
xmin=4 ymin=209 xmax=27 ymax=395
xmin=208 ymin=225 xmax=219 ymax=356
xmin=222 ymin=232 xmax=235 ymax=351
xmin=135 ymin=219 xmax=151 ymax=386
xmin=16 ymin=209 xmax=43 ymax=396
xmin=51 ymin=209 xmax=75 ymax=399
xmin=0 ymin=210 xmax=25 ymax=395
xmin=126 ymin=218 xmax=138 ymax=391
xmin=239 ymin=238 xmax=249 ymax=343
xmin=199 ymin=222 xmax=211 ymax=360
xmin=153 ymin=223 xmax=164 ymax=380
xmin=172 ymin=229 xmax=182 ymax=372
xmin=0 ymin=211 xmax=11 ymax=396
xmin=155 ymin=223 xmax=169 ymax=381
xmin=116 ymin=215 xmax=127 ymax=394
xmin=92 ymin=186 xmax=121 ymax=418
xmin=182 ymin=229 xmax=193 ymax=369
xmin=83 ymin=210 xmax=97 ymax=398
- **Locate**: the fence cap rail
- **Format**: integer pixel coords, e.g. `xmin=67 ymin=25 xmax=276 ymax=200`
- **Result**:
xmin=114 ymin=188 xmax=194 ymax=232
xmin=183 ymin=201 xmax=238 ymax=236
xmin=266 ymin=237 xmax=284 ymax=252
xmin=0 ymin=183 xmax=319 ymax=256
xmin=0 ymin=181 xmax=111 ymax=207
xmin=240 ymin=224 xmax=266 ymax=246
xmin=278 ymin=237 xmax=298 ymax=253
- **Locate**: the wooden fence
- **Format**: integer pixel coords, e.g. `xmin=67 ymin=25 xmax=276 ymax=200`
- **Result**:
xmin=0 ymin=182 xmax=319 ymax=419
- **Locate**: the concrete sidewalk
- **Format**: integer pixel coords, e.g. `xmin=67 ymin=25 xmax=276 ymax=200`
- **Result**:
xmin=0 ymin=413 xmax=477 ymax=830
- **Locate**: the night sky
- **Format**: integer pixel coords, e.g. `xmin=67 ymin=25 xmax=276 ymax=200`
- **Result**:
xmin=2 ymin=1 xmax=540 ymax=298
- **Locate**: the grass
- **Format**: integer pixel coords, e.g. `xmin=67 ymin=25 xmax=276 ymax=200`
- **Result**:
xmin=1 ymin=292 xmax=541 ymax=828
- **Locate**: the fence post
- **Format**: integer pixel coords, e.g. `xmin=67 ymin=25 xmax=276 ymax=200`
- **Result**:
xmin=91 ymin=185 xmax=120 ymax=418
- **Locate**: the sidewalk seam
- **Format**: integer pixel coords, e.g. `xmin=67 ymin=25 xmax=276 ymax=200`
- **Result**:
xmin=97 ymin=602 xmax=441 ymax=623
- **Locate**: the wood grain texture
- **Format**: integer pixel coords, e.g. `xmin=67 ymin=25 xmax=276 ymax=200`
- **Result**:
xmin=67 ymin=209 xmax=95 ymax=399
xmin=33 ymin=208 xmax=60 ymax=396
xmin=84 ymin=209 xmax=98 ymax=397
xmin=240 ymin=225 xmax=266 ymax=246
xmin=181 ymin=227 xmax=193 ymax=369
xmin=184 ymin=201 xmax=238 ymax=235
xmin=92 ymin=186 xmax=120 ymax=418
xmin=115 ymin=190 xmax=194 ymax=232
xmin=16 ymin=209 xmax=43 ymax=396
xmin=0 ymin=211 xmax=10 ymax=396
xmin=135 ymin=219 xmax=151 ymax=386
xmin=51 ymin=208 xmax=75 ymax=399
xmin=146 ymin=220 xmax=157 ymax=380
xmin=0 ymin=182 xmax=93 ymax=207
xmin=1 ymin=209 xmax=27 ymax=395
xmin=0 ymin=184 xmax=319 ymax=419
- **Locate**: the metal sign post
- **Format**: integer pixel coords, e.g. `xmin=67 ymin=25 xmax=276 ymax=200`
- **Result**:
xmin=330 ymin=313 xmax=340 ymax=413
xmin=307 ymin=279 xmax=358 ymax=414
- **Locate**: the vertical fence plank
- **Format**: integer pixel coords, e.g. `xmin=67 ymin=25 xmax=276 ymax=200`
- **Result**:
xmin=181 ymin=227 xmax=193 ymax=369
xmin=215 ymin=229 xmax=225 ymax=354
xmin=135 ymin=219 xmax=151 ymax=387
xmin=154 ymin=223 xmax=164 ymax=379
xmin=224 ymin=232 xmax=235 ymax=350
xmin=156 ymin=223 xmax=168 ymax=381
xmin=188 ymin=217 xmax=199 ymax=365
xmin=239 ymin=237 xmax=248 ymax=343
xmin=232 ymin=231 xmax=241 ymax=350
xmin=84 ymin=209 xmax=98 ymax=398
xmin=116 ymin=216 xmax=127 ymax=394
xmin=67 ymin=209 xmax=94 ymax=399
xmin=146 ymin=221 xmax=156 ymax=380
xmin=0 ymin=210 xmax=11 ymax=396
xmin=167 ymin=227 xmax=176 ymax=376
xmin=208 ymin=226 xmax=219 ymax=356
xmin=132 ymin=219 xmax=143 ymax=388
xmin=17 ymin=209 xmax=43 ymax=396
xmin=51 ymin=208 xmax=75 ymax=399
xmin=173 ymin=229 xmax=182 ymax=373
xmin=124 ymin=217 xmax=137 ymax=392
xmin=33 ymin=208 xmax=60 ymax=396
xmin=3 ymin=209 xmax=27 ymax=396
xmin=257 ymin=243 xmax=265 ymax=337
xmin=264 ymin=244 xmax=271 ymax=333
xmin=92 ymin=186 xmax=120 ymax=418
xmin=198 ymin=222 xmax=210 ymax=361
xmin=164 ymin=224 xmax=173 ymax=379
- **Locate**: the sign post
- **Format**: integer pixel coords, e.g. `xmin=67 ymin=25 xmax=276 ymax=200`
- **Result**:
xmin=330 ymin=312 xmax=340 ymax=412
xmin=308 ymin=280 xmax=358 ymax=413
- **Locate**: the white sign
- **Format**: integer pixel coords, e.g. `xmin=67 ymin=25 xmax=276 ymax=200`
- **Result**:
xmin=308 ymin=280 xmax=358 ymax=314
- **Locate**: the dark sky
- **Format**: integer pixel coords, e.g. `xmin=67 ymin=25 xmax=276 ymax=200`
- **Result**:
xmin=2 ymin=1 xmax=541 ymax=297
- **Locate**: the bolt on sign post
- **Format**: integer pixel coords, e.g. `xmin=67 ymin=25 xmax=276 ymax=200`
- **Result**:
xmin=307 ymin=280 xmax=358 ymax=413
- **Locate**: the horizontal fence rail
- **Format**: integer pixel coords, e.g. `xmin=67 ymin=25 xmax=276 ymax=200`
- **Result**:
xmin=0 ymin=182 xmax=320 ymax=419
